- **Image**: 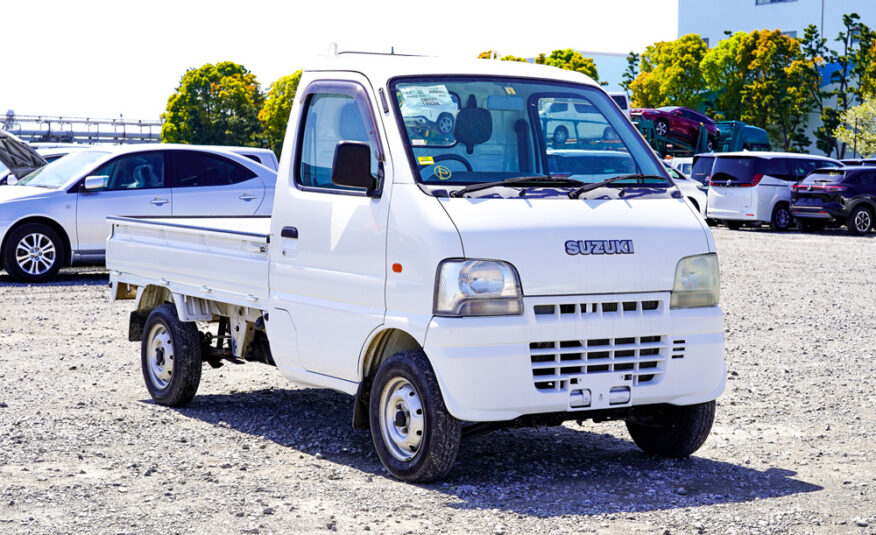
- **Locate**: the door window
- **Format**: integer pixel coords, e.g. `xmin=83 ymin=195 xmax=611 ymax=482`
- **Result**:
xmin=170 ymin=151 xmax=256 ymax=187
xmin=92 ymin=152 xmax=165 ymax=190
xmin=297 ymin=89 xmax=380 ymax=192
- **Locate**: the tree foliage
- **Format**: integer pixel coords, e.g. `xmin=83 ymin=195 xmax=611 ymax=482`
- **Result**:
xmin=621 ymin=52 xmax=640 ymax=96
xmin=536 ymin=49 xmax=599 ymax=81
xmin=834 ymin=96 xmax=876 ymax=157
xmin=477 ymin=51 xmax=527 ymax=62
xmin=737 ymin=30 xmax=811 ymax=151
xmin=701 ymin=32 xmax=748 ymax=121
xmin=629 ymin=34 xmax=708 ymax=108
xmin=162 ymin=62 xmax=263 ymax=147
xmin=258 ymin=71 xmax=302 ymax=156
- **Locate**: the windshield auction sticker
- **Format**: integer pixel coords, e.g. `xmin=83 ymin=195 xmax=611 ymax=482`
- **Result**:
xmin=399 ymin=85 xmax=454 ymax=109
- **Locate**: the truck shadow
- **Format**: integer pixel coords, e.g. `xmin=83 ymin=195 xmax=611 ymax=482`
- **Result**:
xmin=0 ymin=268 xmax=108 ymax=287
xmin=166 ymin=387 xmax=822 ymax=517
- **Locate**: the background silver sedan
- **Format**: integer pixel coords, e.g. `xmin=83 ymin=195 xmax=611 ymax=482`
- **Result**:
xmin=0 ymin=144 xmax=277 ymax=282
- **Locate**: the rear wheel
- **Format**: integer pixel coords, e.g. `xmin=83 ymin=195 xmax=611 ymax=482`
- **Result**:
xmin=848 ymin=205 xmax=874 ymax=235
xmin=626 ymin=401 xmax=715 ymax=457
xmin=369 ymin=350 xmax=462 ymax=482
xmin=3 ymin=223 xmax=63 ymax=283
xmin=655 ymin=119 xmax=669 ymax=137
xmin=436 ymin=112 xmax=455 ymax=135
xmin=770 ymin=203 xmax=792 ymax=231
xmin=141 ymin=304 xmax=202 ymax=407
xmin=553 ymin=126 xmax=569 ymax=145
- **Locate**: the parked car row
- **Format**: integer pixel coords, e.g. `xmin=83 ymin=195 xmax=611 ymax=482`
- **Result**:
xmin=0 ymin=136 xmax=279 ymax=282
xmin=678 ymin=152 xmax=874 ymax=235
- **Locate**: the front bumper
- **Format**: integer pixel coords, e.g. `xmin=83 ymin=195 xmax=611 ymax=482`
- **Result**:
xmin=423 ymin=292 xmax=725 ymax=422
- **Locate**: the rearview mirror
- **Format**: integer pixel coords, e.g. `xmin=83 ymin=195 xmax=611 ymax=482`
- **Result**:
xmin=331 ymin=141 xmax=376 ymax=194
xmin=83 ymin=175 xmax=108 ymax=191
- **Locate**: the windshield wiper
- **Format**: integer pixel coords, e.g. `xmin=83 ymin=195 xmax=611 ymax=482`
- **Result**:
xmin=568 ymin=174 xmax=667 ymax=199
xmin=450 ymin=175 xmax=584 ymax=198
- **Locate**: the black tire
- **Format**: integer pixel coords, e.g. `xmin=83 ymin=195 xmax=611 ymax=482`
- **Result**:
xmin=797 ymin=219 xmax=825 ymax=232
xmin=725 ymin=221 xmax=742 ymax=230
xmin=369 ymin=350 xmax=462 ymax=482
xmin=848 ymin=205 xmax=874 ymax=235
xmin=706 ymin=218 xmax=718 ymax=227
xmin=3 ymin=223 xmax=64 ymax=283
xmin=626 ymin=401 xmax=715 ymax=458
xmin=553 ymin=126 xmax=569 ymax=145
xmin=141 ymin=304 xmax=202 ymax=407
xmin=655 ymin=119 xmax=669 ymax=137
xmin=770 ymin=203 xmax=792 ymax=231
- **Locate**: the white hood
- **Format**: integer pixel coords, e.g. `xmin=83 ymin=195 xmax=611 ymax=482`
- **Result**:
xmin=439 ymin=196 xmax=711 ymax=296
xmin=0 ymin=184 xmax=57 ymax=203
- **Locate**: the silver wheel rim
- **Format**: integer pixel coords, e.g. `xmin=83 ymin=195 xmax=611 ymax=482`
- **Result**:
xmin=855 ymin=210 xmax=871 ymax=232
xmin=555 ymin=128 xmax=567 ymax=144
xmin=146 ymin=323 xmax=174 ymax=390
xmin=656 ymin=122 xmax=668 ymax=136
xmin=379 ymin=377 xmax=425 ymax=462
xmin=15 ymin=232 xmax=56 ymax=276
xmin=776 ymin=208 xmax=790 ymax=228
xmin=437 ymin=115 xmax=453 ymax=134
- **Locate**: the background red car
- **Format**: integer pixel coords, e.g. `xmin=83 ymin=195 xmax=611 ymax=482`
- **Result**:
xmin=631 ymin=106 xmax=719 ymax=150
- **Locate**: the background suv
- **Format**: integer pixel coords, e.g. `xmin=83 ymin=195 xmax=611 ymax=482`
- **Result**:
xmin=706 ymin=152 xmax=841 ymax=230
xmin=791 ymin=166 xmax=876 ymax=235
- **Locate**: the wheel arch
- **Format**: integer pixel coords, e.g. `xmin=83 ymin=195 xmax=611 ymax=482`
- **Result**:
xmin=352 ymin=328 xmax=422 ymax=429
xmin=1 ymin=216 xmax=73 ymax=269
xmin=128 ymin=285 xmax=174 ymax=342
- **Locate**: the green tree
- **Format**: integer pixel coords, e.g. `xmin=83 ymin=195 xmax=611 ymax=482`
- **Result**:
xmin=737 ymin=30 xmax=811 ymax=151
xmin=701 ymin=31 xmax=748 ymax=121
xmin=826 ymin=13 xmax=875 ymax=156
xmin=621 ymin=52 xmax=640 ymax=96
xmin=162 ymin=62 xmax=263 ymax=146
xmin=629 ymin=34 xmax=708 ymax=109
xmin=477 ymin=51 xmax=527 ymax=62
xmin=834 ymin=96 xmax=876 ymax=157
xmin=258 ymin=71 xmax=302 ymax=156
xmin=537 ymin=49 xmax=599 ymax=82
xmin=794 ymin=24 xmax=837 ymax=155
xmin=861 ymin=43 xmax=876 ymax=99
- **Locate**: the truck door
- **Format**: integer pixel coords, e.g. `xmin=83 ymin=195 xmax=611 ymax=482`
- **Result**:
xmin=269 ymin=78 xmax=390 ymax=382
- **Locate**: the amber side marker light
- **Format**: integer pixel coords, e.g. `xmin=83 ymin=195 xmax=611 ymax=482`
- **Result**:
xmin=392 ymin=263 xmax=403 ymax=273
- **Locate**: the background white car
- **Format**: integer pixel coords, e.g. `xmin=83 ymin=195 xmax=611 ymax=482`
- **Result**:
xmin=706 ymin=152 xmax=841 ymax=230
xmin=0 ymin=144 xmax=277 ymax=282
xmin=539 ymin=98 xmax=618 ymax=145
xmin=665 ymin=162 xmax=707 ymax=218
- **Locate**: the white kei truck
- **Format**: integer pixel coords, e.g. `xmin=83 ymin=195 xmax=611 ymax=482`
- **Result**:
xmin=107 ymin=53 xmax=725 ymax=482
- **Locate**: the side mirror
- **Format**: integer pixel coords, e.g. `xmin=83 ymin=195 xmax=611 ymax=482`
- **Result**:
xmin=331 ymin=141 xmax=376 ymax=194
xmin=83 ymin=175 xmax=108 ymax=191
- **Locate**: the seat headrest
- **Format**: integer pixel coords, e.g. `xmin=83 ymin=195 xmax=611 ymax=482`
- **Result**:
xmin=339 ymin=101 xmax=369 ymax=142
xmin=454 ymin=95 xmax=492 ymax=154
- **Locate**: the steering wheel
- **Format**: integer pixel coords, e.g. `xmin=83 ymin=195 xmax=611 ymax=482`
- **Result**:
xmin=419 ymin=153 xmax=473 ymax=172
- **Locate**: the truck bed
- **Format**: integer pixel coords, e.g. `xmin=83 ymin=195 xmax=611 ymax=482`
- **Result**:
xmin=106 ymin=216 xmax=271 ymax=308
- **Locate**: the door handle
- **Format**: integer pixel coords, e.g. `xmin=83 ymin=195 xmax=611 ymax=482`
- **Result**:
xmin=239 ymin=194 xmax=258 ymax=201
xmin=281 ymin=226 xmax=298 ymax=239
xmin=150 ymin=198 xmax=169 ymax=206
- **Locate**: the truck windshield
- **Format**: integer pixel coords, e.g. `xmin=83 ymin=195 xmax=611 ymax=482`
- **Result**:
xmin=390 ymin=77 xmax=666 ymax=193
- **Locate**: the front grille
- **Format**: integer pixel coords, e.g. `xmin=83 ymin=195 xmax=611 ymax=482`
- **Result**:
xmin=532 ymin=299 xmax=662 ymax=319
xmin=530 ymin=335 xmax=667 ymax=392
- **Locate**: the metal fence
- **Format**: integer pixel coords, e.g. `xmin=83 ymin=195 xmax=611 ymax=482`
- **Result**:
xmin=3 ymin=111 xmax=162 ymax=144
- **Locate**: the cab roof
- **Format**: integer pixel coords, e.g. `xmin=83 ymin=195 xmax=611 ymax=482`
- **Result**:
xmin=303 ymin=52 xmax=601 ymax=88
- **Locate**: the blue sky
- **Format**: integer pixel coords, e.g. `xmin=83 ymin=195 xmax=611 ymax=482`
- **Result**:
xmin=2 ymin=0 xmax=677 ymax=120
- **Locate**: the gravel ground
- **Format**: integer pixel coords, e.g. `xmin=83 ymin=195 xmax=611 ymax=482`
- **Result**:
xmin=0 ymin=227 xmax=874 ymax=535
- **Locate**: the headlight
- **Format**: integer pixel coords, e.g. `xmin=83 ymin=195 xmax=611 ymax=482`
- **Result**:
xmin=670 ymin=253 xmax=720 ymax=309
xmin=434 ymin=259 xmax=523 ymax=316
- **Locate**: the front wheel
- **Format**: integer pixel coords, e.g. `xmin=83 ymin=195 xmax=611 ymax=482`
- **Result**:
xmin=435 ymin=112 xmax=455 ymax=135
xmin=3 ymin=223 xmax=63 ymax=282
xmin=626 ymin=401 xmax=715 ymax=458
xmin=141 ymin=304 xmax=202 ymax=407
xmin=848 ymin=205 xmax=874 ymax=235
xmin=369 ymin=350 xmax=462 ymax=482
xmin=725 ymin=221 xmax=742 ymax=230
